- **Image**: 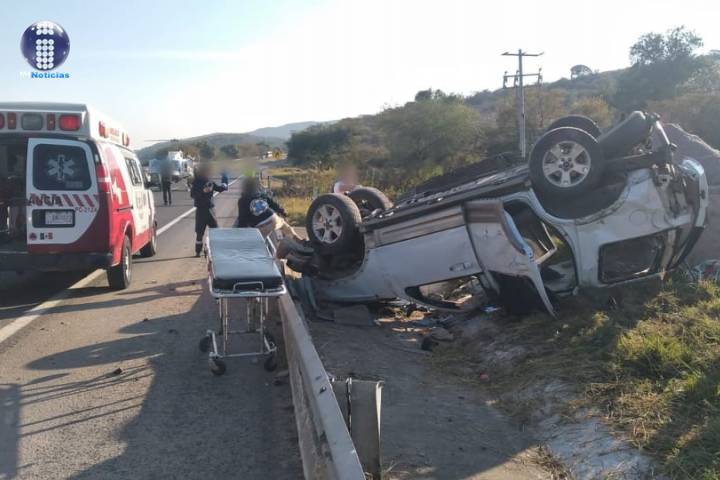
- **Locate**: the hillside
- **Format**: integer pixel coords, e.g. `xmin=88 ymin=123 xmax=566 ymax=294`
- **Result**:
xmin=136 ymin=132 xmax=285 ymax=161
xmin=136 ymin=120 xmax=334 ymax=161
xmin=247 ymin=120 xmax=333 ymax=140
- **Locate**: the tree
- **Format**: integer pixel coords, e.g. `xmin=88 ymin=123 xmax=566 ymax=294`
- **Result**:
xmin=378 ymin=95 xmax=484 ymax=183
xmin=615 ymin=26 xmax=705 ymax=109
xmin=630 ymin=26 xmax=702 ymax=65
xmin=220 ymin=144 xmax=240 ymax=159
xmin=194 ymin=140 xmax=215 ymax=160
xmin=570 ymin=65 xmax=593 ymax=79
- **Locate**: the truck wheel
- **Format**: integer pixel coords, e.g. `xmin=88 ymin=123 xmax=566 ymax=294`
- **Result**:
xmin=306 ymin=194 xmax=362 ymax=255
xmin=347 ymin=187 xmax=393 ymax=216
xmin=530 ymin=127 xmax=605 ymax=198
xmin=547 ymin=115 xmax=601 ymax=138
xmin=140 ymin=223 xmax=158 ymax=258
xmin=107 ymin=236 xmax=132 ymax=290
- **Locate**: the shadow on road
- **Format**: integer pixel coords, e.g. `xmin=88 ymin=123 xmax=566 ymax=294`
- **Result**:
xmin=18 ymin=282 xmax=301 ymax=479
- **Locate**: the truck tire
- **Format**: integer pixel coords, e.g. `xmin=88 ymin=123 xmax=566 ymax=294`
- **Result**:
xmin=140 ymin=223 xmax=158 ymax=258
xmin=306 ymin=194 xmax=362 ymax=255
xmin=547 ymin=115 xmax=601 ymax=138
xmin=347 ymin=187 xmax=393 ymax=216
xmin=529 ymin=127 xmax=605 ymax=198
xmin=107 ymin=236 xmax=132 ymax=290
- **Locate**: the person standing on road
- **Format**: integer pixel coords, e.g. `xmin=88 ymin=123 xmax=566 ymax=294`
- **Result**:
xmin=191 ymin=163 xmax=228 ymax=257
xmin=160 ymin=159 xmax=173 ymax=206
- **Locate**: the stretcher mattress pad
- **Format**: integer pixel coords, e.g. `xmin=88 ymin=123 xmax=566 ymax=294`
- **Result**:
xmin=208 ymin=228 xmax=283 ymax=291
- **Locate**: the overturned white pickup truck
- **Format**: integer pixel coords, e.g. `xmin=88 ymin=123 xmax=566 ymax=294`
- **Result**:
xmin=284 ymin=112 xmax=709 ymax=315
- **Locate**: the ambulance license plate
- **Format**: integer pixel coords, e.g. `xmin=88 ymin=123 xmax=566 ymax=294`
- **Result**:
xmin=45 ymin=210 xmax=74 ymax=226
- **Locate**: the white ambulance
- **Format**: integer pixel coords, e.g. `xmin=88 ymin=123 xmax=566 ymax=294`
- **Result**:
xmin=0 ymin=103 xmax=157 ymax=289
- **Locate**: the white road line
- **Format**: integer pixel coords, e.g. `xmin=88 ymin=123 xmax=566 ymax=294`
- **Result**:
xmin=0 ymin=177 xmax=241 ymax=346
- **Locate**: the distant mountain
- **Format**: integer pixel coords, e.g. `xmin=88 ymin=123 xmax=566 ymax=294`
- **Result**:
xmin=137 ymin=121 xmax=332 ymax=160
xmin=247 ymin=120 xmax=333 ymax=140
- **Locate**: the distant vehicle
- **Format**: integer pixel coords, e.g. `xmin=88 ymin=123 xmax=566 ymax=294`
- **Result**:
xmin=0 ymin=102 xmax=157 ymax=289
xmin=284 ymin=112 xmax=709 ymax=316
xmin=148 ymin=151 xmax=192 ymax=186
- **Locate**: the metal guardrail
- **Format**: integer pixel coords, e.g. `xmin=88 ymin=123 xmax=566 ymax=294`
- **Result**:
xmin=278 ymin=293 xmax=366 ymax=480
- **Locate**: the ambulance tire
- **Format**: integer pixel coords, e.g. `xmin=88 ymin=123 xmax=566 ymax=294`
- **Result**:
xmin=140 ymin=223 xmax=158 ymax=258
xmin=107 ymin=235 xmax=132 ymax=290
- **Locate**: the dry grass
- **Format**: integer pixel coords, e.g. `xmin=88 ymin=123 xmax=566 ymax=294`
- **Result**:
xmin=276 ymin=196 xmax=312 ymax=226
xmin=265 ymin=167 xmax=337 ymax=226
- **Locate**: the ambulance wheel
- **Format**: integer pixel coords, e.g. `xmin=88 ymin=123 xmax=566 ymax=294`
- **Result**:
xmin=107 ymin=236 xmax=132 ymax=290
xmin=210 ymin=358 xmax=227 ymax=376
xmin=264 ymin=355 xmax=278 ymax=372
xmin=199 ymin=335 xmax=211 ymax=353
xmin=140 ymin=223 xmax=158 ymax=257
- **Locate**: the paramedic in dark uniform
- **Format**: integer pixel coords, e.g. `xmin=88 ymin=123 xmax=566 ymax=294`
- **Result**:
xmin=191 ymin=163 xmax=227 ymax=256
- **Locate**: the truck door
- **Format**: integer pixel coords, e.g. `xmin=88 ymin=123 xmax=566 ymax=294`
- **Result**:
xmin=464 ymin=200 xmax=556 ymax=316
xmin=26 ymin=138 xmax=99 ymax=251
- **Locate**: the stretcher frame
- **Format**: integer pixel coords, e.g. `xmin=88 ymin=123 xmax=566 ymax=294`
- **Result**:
xmin=200 ymin=235 xmax=286 ymax=376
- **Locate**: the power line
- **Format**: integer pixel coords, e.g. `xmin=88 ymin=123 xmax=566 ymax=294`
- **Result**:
xmin=502 ymin=49 xmax=544 ymax=159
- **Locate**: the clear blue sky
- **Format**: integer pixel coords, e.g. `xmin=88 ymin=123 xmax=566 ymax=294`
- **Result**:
xmin=2 ymin=0 xmax=719 ymax=148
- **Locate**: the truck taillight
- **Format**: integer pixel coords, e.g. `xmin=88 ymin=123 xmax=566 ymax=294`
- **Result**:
xmin=7 ymin=113 xmax=16 ymax=129
xmin=96 ymin=164 xmax=111 ymax=193
xmin=0 ymin=113 xmax=4 ymax=129
xmin=59 ymin=114 xmax=81 ymax=131
xmin=47 ymin=114 xmax=56 ymax=130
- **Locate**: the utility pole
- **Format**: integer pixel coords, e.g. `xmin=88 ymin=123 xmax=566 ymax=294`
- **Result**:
xmin=502 ymin=49 xmax=543 ymax=159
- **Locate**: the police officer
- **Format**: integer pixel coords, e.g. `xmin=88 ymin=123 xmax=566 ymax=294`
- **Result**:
xmin=191 ymin=163 xmax=228 ymax=256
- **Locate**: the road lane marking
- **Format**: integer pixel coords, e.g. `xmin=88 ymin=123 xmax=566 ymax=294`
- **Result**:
xmin=0 ymin=177 xmax=241 ymax=346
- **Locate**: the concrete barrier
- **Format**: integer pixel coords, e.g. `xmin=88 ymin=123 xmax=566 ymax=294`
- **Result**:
xmin=278 ymin=293 xmax=366 ymax=480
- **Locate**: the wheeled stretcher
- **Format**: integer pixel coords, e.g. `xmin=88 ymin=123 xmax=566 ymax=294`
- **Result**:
xmin=199 ymin=228 xmax=286 ymax=376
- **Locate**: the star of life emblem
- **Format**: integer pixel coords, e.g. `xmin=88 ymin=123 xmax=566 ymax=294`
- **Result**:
xmin=47 ymin=154 xmax=75 ymax=182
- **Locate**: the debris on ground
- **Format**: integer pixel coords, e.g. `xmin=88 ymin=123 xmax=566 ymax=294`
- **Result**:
xmin=110 ymin=367 xmax=123 ymax=376
xmin=687 ymin=259 xmax=720 ymax=283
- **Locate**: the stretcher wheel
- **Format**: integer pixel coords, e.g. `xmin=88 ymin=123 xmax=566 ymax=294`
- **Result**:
xmin=263 ymin=355 xmax=278 ymax=372
xmin=210 ymin=358 xmax=227 ymax=376
xmin=198 ymin=336 xmax=211 ymax=353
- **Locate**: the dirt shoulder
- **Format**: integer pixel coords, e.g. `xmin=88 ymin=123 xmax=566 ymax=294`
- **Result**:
xmin=308 ymin=310 xmax=553 ymax=480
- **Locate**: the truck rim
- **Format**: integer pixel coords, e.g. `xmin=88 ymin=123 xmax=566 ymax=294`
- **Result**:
xmin=312 ymin=205 xmax=343 ymax=244
xmin=542 ymin=140 xmax=591 ymax=187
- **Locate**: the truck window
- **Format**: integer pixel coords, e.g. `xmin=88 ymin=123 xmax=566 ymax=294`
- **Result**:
xmin=33 ymin=144 xmax=91 ymax=191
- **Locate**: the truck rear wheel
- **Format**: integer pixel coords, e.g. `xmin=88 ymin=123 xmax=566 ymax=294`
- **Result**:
xmin=529 ymin=127 xmax=605 ymax=198
xmin=107 ymin=235 xmax=132 ymax=290
xmin=306 ymin=194 xmax=362 ymax=255
xmin=347 ymin=187 xmax=393 ymax=216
